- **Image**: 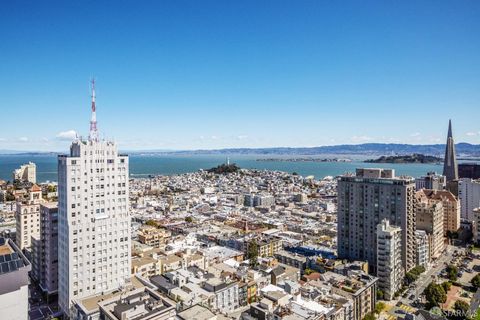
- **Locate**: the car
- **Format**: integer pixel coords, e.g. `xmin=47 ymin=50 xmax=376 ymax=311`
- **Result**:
xmin=409 ymin=295 xmax=415 ymax=300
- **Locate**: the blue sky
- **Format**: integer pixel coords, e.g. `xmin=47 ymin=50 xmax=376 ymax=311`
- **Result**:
xmin=1 ymin=1 xmax=479 ymax=151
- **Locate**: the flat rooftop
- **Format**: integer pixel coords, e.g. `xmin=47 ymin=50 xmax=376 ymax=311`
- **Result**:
xmin=78 ymin=276 xmax=145 ymax=312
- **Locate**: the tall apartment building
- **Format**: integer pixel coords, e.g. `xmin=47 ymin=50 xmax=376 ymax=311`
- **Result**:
xmin=415 ymin=192 xmax=445 ymax=260
xmin=337 ymin=168 xmax=416 ymax=274
xmin=416 ymin=189 xmax=460 ymax=235
xmin=58 ymin=81 xmax=131 ymax=316
xmin=0 ymin=237 xmax=31 ymax=320
xmin=458 ymin=178 xmax=480 ymax=222
xmin=15 ymin=184 xmax=43 ymax=251
xmin=31 ymin=202 xmax=59 ymax=301
xmin=12 ymin=162 xmax=37 ymax=184
xmin=376 ymin=219 xmax=404 ymax=300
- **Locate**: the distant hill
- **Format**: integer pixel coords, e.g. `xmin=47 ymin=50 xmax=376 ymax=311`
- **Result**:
xmin=150 ymin=143 xmax=480 ymax=157
xmin=365 ymin=154 xmax=443 ymax=164
xmin=2 ymin=143 xmax=480 ymax=157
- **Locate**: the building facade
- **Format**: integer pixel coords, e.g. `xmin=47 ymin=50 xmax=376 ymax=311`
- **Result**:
xmin=376 ymin=219 xmax=404 ymax=300
xmin=415 ymin=192 xmax=445 ymax=260
xmin=337 ymin=168 xmax=416 ymax=274
xmin=458 ymin=178 xmax=480 ymax=222
xmin=33 ymin=202 xmax=59 ymax=300
xmin=459 ymin=163 xmax=480 ymax=179
xmin=417 ymin=189 xmax=460 ymax=235
xmin=0 ymin=237 xmax=31 ymax=320
xmin=12 ymin=162 xmax=37 ymax=184
xmin=137 ymin=225 xmax=171 ymax=248
xmin=15 ymin=185 xmax=43 ymax=251
xmin=415 ymin=230 xmax=429 ymax=267
xmin=415 ymin=172 xmax=445 ymax=191
xmin=58 ymin=82 xmax=131 ymax=316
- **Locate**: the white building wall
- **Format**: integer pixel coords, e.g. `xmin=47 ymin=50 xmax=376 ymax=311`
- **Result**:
xmin=458 ymin=178 xmax=480 ymax=222
xmin=0 ymin=285 xmax=29 ymax=320
xmin=58 ymin=139 xmax=131 ymax=316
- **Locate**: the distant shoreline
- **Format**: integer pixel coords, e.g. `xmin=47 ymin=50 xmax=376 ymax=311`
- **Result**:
xmin=256 ymin=158 xmax=351 ymax=163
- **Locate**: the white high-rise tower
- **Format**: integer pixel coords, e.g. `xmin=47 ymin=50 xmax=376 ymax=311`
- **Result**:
xmin=57 ymin=80 xmax=131 ymax=316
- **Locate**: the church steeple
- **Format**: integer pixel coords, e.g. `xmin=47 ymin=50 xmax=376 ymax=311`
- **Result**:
xmin=443 ymin=119 xmax=458 ymax=182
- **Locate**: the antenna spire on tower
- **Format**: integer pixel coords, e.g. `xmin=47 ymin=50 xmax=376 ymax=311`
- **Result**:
xmin=89 ymin=78 xmax=98 ymax=141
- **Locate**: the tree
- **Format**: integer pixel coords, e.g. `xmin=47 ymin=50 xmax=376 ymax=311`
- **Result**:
xmin=441 ymin=281 xmax=452 ymax=293
xmin=145 ymin=220 xmax=159 ymax=228
xmin=446 ymin=265 xmax=459 ymax=281
xmin=405 ymin=265 xmax=426 ymax=284
xmin=453 ymin=300 xmax=469 ymax=316
xmin=424 ymin=283 xmax=447 ymax=308
xmin=362 ymin=313 xmax=375 ymax=320
xmin=304 ymin=268 xmax=314 ymax=275
xmin=472 ymin=274 xmax=480 ymax=289
xmin=185 ymin=216 xmax=193 ymax=223
xmin=5 ymin=192 xmax=15 ymax=201
xmin=376 ymin=289 xmax=384 ymax=300
xmin=247 ymin=240 xmax=259 ymax=268
xmin=374 ymin=302 xmax=386 ymax=314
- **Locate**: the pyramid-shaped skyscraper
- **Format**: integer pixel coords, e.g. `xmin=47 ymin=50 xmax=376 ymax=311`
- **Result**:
xmin=443 ymin=119 xmax=458 ymax=182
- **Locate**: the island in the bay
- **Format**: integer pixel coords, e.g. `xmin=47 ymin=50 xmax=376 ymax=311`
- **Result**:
xmin=365 ymin=153 xmax=442 ymax=164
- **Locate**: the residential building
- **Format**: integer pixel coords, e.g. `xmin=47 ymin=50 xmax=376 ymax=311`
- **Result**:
xmin=337 ymin=168 xmax=416 ymax=274
xmin=415 ymin=230 xmax=429 ymax=267
xmin=31 ymin=202 xmax=59 ymax=301
xmin=138 ymin=225 xmax=171 ymax=248
xmin=376 ymin=219 xmax=404 ymax=300
xmin=415 ymin=172 xmax=445 ymax=191
xmin=203 ymin=277 xmax=239 ymax=313
xmin=415 ymin=192 xmax=445 ymax=260
xmin=458 ymin=178 xmax=480 ymax=222
xmin=322 ymin=271 xmax=377 ymax=320
xmin=177 ymin=305 xmax=216 ymax=320
xmin=58 ymin=81 xmax=131 ymax=316
xmin=72 ymin=277 xmax=146 ymax=320
xmin=248 ymin=238 xmax=282 ymax=258
xmin=15 ymin=184 xmax=43 ymax=251
xmin=12 ymin=162 xmax=36 ymax=184
xmin=98 ymin=287 xmax=176 ymax=320
xmin=473 ymin=208 xmax=480 ymax=244
xmin=417 ymin=189 xmax=460 ymax=235
xmin=0 ymin=237 xmax=31 ymax=320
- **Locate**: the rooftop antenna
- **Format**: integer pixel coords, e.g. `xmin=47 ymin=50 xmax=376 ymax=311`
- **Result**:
xmin=89 ymin=78 xmax=98 ymax=141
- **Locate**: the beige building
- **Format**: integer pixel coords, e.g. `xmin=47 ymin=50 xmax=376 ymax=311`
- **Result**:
xmin=12 ymin=162 xmax=37 ymax=184
xmin=251 ymin=238 xmax=282 ymax=258
xmin=15 ymin=184 xmax=43 ymax=250
xmin=417 ymin=189 xmax=460 ymax=235
xmin=415 ymin=191 xmax=445 ymax=260
xmin=138 ymin=225 xmax=171 ymax=248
